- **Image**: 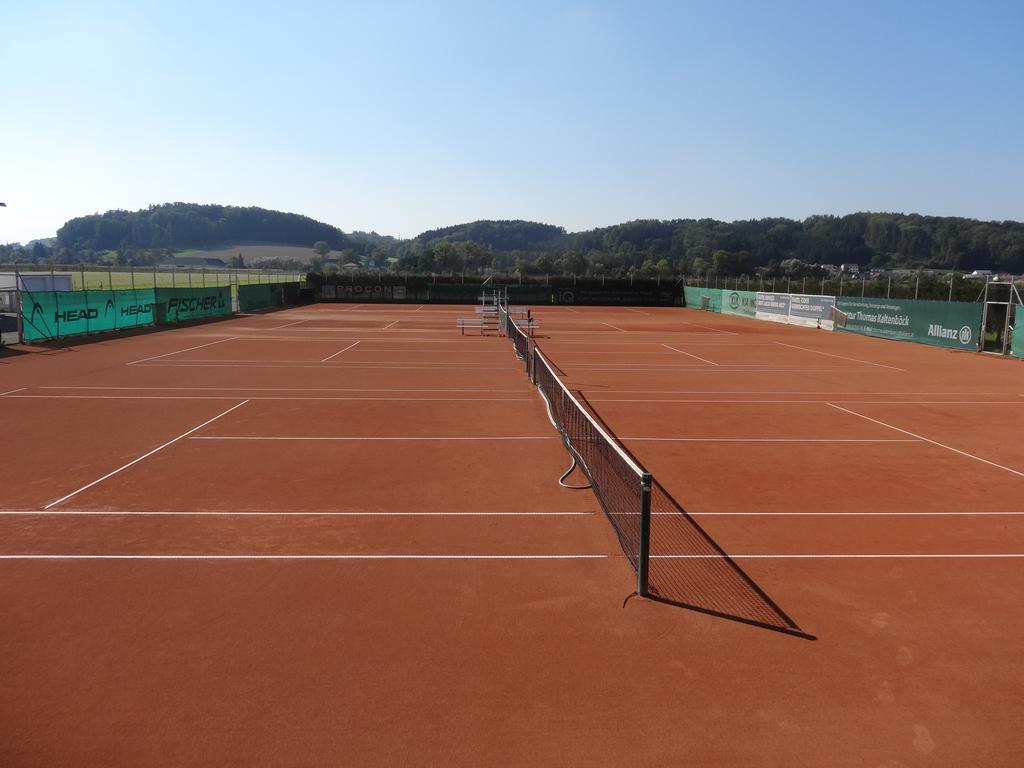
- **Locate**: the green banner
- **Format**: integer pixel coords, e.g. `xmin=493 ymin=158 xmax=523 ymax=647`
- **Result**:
xmin=154 ymin=286 xmax=231 ymax=323
xmin=238 ymin=283 xmax=284 ymax=312
xmin=720 ymin=289 xmax=757 ymax=318
xmin=836 ymin=297 xmax=983 ymax=350
xmin=683 ymin=286 xmax=722 ymax=312
xmin=20 ymin=289 xmax=155 ymax=341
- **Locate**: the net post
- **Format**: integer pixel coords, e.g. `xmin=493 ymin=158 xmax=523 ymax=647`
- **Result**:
xmin=637 ymin=473 xmax=652 ymax=597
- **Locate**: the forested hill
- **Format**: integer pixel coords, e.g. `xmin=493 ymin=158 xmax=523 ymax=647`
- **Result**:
xmin=34 ymin=205 xmax=1024 ymax=275
xmin=408 ymin=220 xmax=567 ymax=252
xmin=56 ymin=203 xmax=349 ymax=252
xmin=395 ymin=214 xmax=1024 ymax=275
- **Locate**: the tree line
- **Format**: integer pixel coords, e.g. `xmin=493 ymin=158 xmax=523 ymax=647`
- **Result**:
xmin=3 ymin=205 xmax=1023 ymax=276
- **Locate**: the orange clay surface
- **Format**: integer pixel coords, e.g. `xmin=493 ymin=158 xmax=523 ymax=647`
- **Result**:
xmin=1 ymin=302 xmax=1023 ymax=766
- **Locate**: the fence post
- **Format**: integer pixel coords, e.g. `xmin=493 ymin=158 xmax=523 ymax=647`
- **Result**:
xmin=839 ymin=274 xmax=844 ymax=296
xmin=887 ymin=276 xmax=891 ymax=298
xmin=637 ymin=473 xmax=652 ymax=597
xmin=108 ymin=266 xmax=113 ymax=292
xmin=915 ymin=274 xmax=920 ymax=299
xmin=821 ymin=276 xmax=825 ymax=294
xmin=948 ymin=274 xmax=954 ymax=301
xmin=861 ymin=275 xmax=866 ymax=297
xmin=80 ymin=263 xmax=86 ymax=290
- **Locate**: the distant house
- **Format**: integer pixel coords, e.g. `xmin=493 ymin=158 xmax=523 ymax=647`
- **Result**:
xmin=840 ymin=263 xmax=860 ymax=275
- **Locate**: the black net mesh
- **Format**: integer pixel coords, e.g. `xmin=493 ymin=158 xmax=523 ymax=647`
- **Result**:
xmin=509 ymin=318 xmax=530 ymax=372
xmin=533 ymin=352 xmax=644 ymax=571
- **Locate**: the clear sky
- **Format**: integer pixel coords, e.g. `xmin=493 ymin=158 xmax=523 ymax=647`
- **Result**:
xmin=2 ymin=0 xmax=1022 ymax=244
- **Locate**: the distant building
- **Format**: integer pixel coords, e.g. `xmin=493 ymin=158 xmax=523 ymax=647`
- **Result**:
xmin=819 ymin=264 xmax=839 ymax=274
xmin=840 ymin=263 xmax=860 ymax=275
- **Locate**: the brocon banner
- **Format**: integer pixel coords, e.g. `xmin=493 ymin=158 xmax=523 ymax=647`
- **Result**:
xmin=835 ymin=297 xmax=983 ymax=350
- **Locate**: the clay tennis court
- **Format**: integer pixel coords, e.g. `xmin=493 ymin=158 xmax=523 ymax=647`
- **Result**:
xmin=2 ymin=303 xmax=1023 ymax=766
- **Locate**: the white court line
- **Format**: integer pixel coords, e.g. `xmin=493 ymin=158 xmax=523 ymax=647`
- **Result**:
xmin=10 ymin=395 xmax=533 ymax=402
xmin=38 ymin=386 xmax=523 ymax=393
xmin=595 ymin=390 xmax=1016 ymax=395
xmin=827 ymin=403 xmax=1024 ymax=478
xmin=661 ymin=344 xmax=719 ymax=366
xmin=0 ymin=510 xmax=593 ymax=517
xmin=602 ymin=322 xmax=629 ymax=333
xmin=587 ymin=399 xmax=1024 ymax=404
xmin=320 ymin=341 xmax=360 ymax=362
xmin=773 ymin=342 xmax=904 ymax=372
xmin=43 ymin=400 xmax=249 ymax=510
xmin=41 ymin=386 xmax=525 ymax=393
xmin=651 ymin=553 xmax=1024 ymax=559
xmin=0 ymin=388 xmax=27 ymax=397
xmin=126 ymin=336 xmax=235 ymax=366
xmin=132 ymin=363 xmax=522 ymax=370
xmin=622 ymin=437 xmax=919 ymax=443
xmin=685 ymin=511 xmax=1024 ymax=516
xmin=381 ymin=320 xmax=400 ymax=330
xmin=571 ymin=367 xmax=882 ymax=373
xmin=679 ymin=320 xmax=738 ymax=335
xmin=269 ymin=319 xmax=309 ymax=330
xmin=0 ymin=554 xmax=609 ymax=560
xmin=191 ymin=435 xmax=556 ymax=441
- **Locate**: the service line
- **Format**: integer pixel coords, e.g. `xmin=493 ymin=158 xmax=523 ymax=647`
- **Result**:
xmin=660 ymin=344 xmax=719 ymax=366
xmin=320 ymin=341 xmax=361 ymax=362
xmin=0 ymin=554 xmax=610 ymax=561
xmin=191 ymin=435 xmax=556 ymax=441
xmin=601 ymin=322 xmax=629 ymax=333
xmin=827 ymin=403 xmax=1024 ymax=478
xmin=43 ymin=400 xmax=250 ymax=510
xmin=773 ymin=342 xmax=904 ymax=372
xmin=126 ymin=336 xmax=236 ymax=365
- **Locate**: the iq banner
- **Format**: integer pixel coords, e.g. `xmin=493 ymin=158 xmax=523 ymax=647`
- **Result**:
xmin=720 ymin=289 xmax=757 ymax=319
xmin=836 ymin=297 xmax=983 ymax=350
xmin=20 ymin=289 xmax=156 ymax=341
xmin=154 ymin=287 xmax=231 ymax=323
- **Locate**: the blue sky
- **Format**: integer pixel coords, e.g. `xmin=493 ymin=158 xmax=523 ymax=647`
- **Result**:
xmin=2 ymin=0 xmax=1022 ymax=244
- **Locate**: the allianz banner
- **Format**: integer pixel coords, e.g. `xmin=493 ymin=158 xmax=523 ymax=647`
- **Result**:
xmin=154 ymin=287 xmax=231 ymax=323
xmin=721 ymin=289 xmax=757 ymax=318
xmin=20 ymin=289 xmax=156 ymax=341
xmin=836 ymin=297 xmax=983 ymax=350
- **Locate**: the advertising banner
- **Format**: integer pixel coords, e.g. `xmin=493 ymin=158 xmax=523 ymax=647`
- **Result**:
xmin=720 ymin=289 xmax=757 ymax=318
xmin=755 ymin=292 xmax=791 ymax=324
xmin=154 ymin=287 xmax=231 ymax=323
xmin=836 ymin=297 xmax=983 ymax=350
xmin=20 ymin=289 xmax=155 ymax=341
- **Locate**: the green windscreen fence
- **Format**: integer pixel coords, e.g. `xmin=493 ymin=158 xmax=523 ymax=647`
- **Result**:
xmin=682 ymin=286 xmax=722 ymax=311
xmin=238 ymin=283 xmax=284 ymax=312
xmin=20 ymin=289 xmax=156 ymax=341
xmin=836 ymin=297 xmax=983 ymax=351
xmin=154 ymin=287 xmax=231 ymax=323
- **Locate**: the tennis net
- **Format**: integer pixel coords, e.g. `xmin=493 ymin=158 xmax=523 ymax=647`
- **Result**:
xmin=533 ymin=348 xmax=651 ymax=586
xmin=509 ymin=314 xmax=531 ymax=373
xmin=496 ymin=300 xmax=807 ymax=636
